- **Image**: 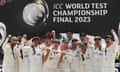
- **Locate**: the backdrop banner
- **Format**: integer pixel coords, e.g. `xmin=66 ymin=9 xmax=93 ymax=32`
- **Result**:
xmin=0 ymin=0 xmax=120 ymax=36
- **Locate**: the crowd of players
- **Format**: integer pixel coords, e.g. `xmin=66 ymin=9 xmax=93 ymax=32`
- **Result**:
xmin=1 ymin=29 xmax=120 ymax=72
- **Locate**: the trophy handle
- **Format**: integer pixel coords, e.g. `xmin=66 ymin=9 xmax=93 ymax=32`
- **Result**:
xmin=0 ymin=22 xmax=7 ymax=47
xmin=118 ymin=22 xmax=120 ymax=45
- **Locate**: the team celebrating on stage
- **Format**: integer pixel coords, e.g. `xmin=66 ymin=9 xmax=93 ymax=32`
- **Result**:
xmin=2 ymin=29 xmax=119 ymax=72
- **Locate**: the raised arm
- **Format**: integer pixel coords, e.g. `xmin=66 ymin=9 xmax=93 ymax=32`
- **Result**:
xmin=43 ymin=49 xmax=50 ymax=62
xmin=111 ymin=29 xmax=119 ymax=52
xmin=2 ymin=35 xmax=11 ymax=49
xmin=20 ymin=38 xmax=25 ymax=48
xmin=111 ymin=29 xmax=119 ymax=43
xmin=118 ymin=23 xmax=120 ymax=44
xmin=20 ymin=34 xmax=27 ymax=48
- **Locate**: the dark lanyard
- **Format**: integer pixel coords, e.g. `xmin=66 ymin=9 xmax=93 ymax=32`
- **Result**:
xmin=105 ymin=48 xmax=107 ymax=56
xmin=11 ymin=47 xmax=15 ymax=58
xmin=81 ymin=54 xmax=85 ymax=61
xmin=95 ymin=47 xmax=101 ymax=51
xmin=20 ymin=49 xmax=23 ymax=59
xmin=32 ymin=47 xmax=36 ymax=55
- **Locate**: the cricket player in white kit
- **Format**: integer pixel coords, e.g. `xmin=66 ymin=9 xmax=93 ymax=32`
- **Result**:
xmin=43 ymin=40 xmax=60 ymax=72
xmin=39 ymin=35 xmax=52 ymax=54
xmin=58 ymin=40 xmax=72 ymax=72
xmin=17 ymin=35 xmax=30 ymax=72
xmin=66 ymin=31 xmax=73 ymax=48
xmin=69 ymin=39 xmax=81 ymax=72
xmin=79 ymin=42 xmax=94 ymax=72
xmin=93 ymin=36 xmax=104 ymax=72
xmin=2 ymin=35 xmax=18 ymax=72
xmin=28 ymin=37 xmax=43 ymax=72
xmin=79 ymin=42 xmax=88 ymax=72
xmin=102 ymin=29 xmax=119 ymax=72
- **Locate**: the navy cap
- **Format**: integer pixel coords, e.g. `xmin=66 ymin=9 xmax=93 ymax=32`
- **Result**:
xmin=43 ymin=35 xmax=52 ymax=39
xmin=52 ymin=39 xmax=60 ymax=44
xmin=62 ymin=39 xmax=69 ymax=43
xmin=32 ymin=37 xmax=40 ymax=42
xmin=104 ymin=35 xmax=114 ymax=41
xmin=80 ymin=33 xmax=87 ymax=37
xmin=94 ymin=36 xmax=102 ymax=40
xmin=79 ymin=42 xmax=87 ymax=46
xmin=72 ymin=39 xmax=78 ymax=42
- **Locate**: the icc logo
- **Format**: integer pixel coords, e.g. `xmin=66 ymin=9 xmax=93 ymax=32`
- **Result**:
xmin=23 ymin=0 xmax=49 ymax=26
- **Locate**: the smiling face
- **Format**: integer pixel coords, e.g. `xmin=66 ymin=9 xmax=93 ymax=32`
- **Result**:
xmin=10 ymin=39 xmax=18 ymax=46
xmin=53 ymin=42 xmax=60 ymax=50
xmin=44 ymin=38 xmax=51 ymax=46
xmin=80 ymin=35 xmax=88 ymax=42
xmin=72 ymin=41 xmax=78 ymax=48
xmin=105 ymin=38 xmax=113 ymax=45
xmin=61 ymin=42 xmax=69 ymax=50
xmin=66 ymin=32 xmax=73 ymax=41
xmin=80 ymin=45 xmax=87 ymax=53
xmin=95 ymin=39 xmax=101 ymax=46
xmin=32 ymin=38 xmax=40 ymax=47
